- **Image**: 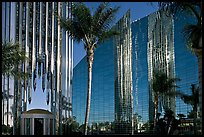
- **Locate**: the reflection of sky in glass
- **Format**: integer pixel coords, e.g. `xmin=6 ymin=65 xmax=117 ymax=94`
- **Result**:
xmin=73 ymin=2 xmax=157 ymax=125
xmin=73 ymin=38 xmax=114 ymax=125
xmin=131 ymin=10 xmax=199 ymax=123
xmin=132 ymin=17 xmax=149 ymax=123
xmin=174 ymin=11 xmax=198 ymax=116
xmin=73 ymin=10 xmax=199 ymax=126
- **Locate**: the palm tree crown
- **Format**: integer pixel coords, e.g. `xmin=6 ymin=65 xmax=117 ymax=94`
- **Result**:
xmin=152 ymin=71 xmax=180 ymax=97
xmin=152 ymin=70 xmax=180 ymax=129
xmin=2 ymin=41 xmax=29 ymax=79
xmin=59 ymin=2 xmax=120 ymax=49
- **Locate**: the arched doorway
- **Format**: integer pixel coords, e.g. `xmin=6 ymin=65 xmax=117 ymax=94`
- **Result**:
xmin=21 ymin=109 xmax=54 ymax=135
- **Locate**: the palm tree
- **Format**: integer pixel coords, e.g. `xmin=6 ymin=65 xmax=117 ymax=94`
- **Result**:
xmin=58 ymin=2 xmax=120 ymax=135
xmin=167 ymin=84 xmax=199 ymax=135
xmin=2 ymin=41 xmax=29 ymax=79
xmin=158 ymin=2 xmax=202 ymax=133
xmin=2 ymin=41 xmax=29 ymax=135
xmin=152 ymin=71 xmax=180 ymax=129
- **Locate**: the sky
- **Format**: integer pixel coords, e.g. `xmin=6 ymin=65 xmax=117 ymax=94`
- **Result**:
xmin=28 ymin=2 xmax=159 ymax=111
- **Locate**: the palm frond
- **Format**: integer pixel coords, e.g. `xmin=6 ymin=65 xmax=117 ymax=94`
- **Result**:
xmin=2 ymin=41 xmax=29 ymax=79
xmin=158 ymin=2 xmax=197 ymax=17
xmin=92 ymin=5 xmax=120 ymax=36
xmin=167 ymin=77 xmax=181 ymax=90
xmin=56 ymin=3 xmax=91 ymax=43
xmin=58 ymin=2 xmax=120 ymax=48
xmin=92 ymin=2 xmax=109 ymax=33
xmin=167 ymin=89 xmax=198 ymax=106
xmin=152 ymin=71 xmax=180 ymax=96
xmin=92 ymin=2 xmax=109 ymax=22
xmin=60 ymin=18 xmax=85 ymax=43
xmin=183 ymin=24 xmax=202 ymax=49
xmin=71 ymin=3 xmax=92 ymax=35
xmin=98 ymin=29 xmax=120 ymax=45
xmin=181 ymin=95 xmax=194 ymax=105
xmin=159 ymin=2 xmax=202 ymax=58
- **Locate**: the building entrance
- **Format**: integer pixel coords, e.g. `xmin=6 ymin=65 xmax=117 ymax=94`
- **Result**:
xmin=21 ymin=109 xmax=54 ymax=135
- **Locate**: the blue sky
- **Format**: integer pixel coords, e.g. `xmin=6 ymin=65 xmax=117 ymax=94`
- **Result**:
xmin=28 ymin=2 xmax=158 ymax=111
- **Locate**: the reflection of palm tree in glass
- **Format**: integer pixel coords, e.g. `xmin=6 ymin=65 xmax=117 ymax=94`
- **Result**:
xmin=34 ymin=118 xmax=43 ymax=135
xmin=152 ymin=71 xmax=180 ymax=129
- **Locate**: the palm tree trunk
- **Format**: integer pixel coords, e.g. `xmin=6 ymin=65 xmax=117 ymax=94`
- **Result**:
xmin=194 ymin=47 xmax=202 ymax=134
xmin=3 ymin=75 xmax=5 ymax=126
xmin=7 ymin=76 xmax=9 ymax=127
xmin=193 ymin=104 xmax=197 ymax=135
xmin=198 ymin=54 xmax=202 ymax=134
xmin=154 ymin=95 xmax=158 ymax=131
xmin=84 ymin=50 xmax=94 ymax=135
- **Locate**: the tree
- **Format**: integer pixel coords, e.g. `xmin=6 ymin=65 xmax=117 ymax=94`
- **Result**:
xmin=58 ymin=2 xmax=120 ymax=135
xmin=2 ymin=124 xmax=12 ymax=135
xmin=156 ymin=109 xmax=181 ymax=135
xmin=152 ymin=71 xmax=180 ymax=130
xmin=158 ymin=2 xmax=202 ymax=134
xmin=2 ymin=41 xmax=29 ymax=135
xmin=167 ymin=84 xmax=199 ymax=135
xmin=62 ymin=116 xmax=79 ymax=135
xmin=2 ymin=41 xmax=29 ymax=79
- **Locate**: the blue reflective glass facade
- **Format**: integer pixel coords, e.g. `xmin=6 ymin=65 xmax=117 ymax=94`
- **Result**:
xmin=73 ymin=11 xmax=133 ymax=134
xmin=73 ymin=38 xmax=114 ymax=125
xmin=73 ymin=10 xmax=199 ymax=134
xmin=131 ymin=17 xmax=149 ymax=126
xmin=73 ymin=36 xmax=115 ymax=134
xmin=173 ymin=12 xmax=198 ymax=114
xmin=131 ymin=11 xmax=198 ymax=132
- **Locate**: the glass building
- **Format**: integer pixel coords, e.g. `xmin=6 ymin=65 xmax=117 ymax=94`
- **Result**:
xmin=73 ymin=11 xmax=133 ymax=134
xmin=132 ymin=10 xmax=177 ymax=128
xmin=73 ymin=9 xmax=199 ymax=135
xmin=147 ymin=11 xmax=176 ymax=124
xmin=132 ymin=10 xmax=198 ymax=131
xmin=2 ymin=2 xmax=73 ymax=135
xmin=113 ymin=10 xmax=133 ymax=134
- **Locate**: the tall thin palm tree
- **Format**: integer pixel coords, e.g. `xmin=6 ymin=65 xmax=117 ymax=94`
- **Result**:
xmin=58 ymin=2 xmax=120 ymax=135
xmin=158 ymin=2 xmax=202 ymax=133
xmin=152 ymin=71 xmax=180 ymax=129
xmin=2 ymin=41 xmax=29 ymax=135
